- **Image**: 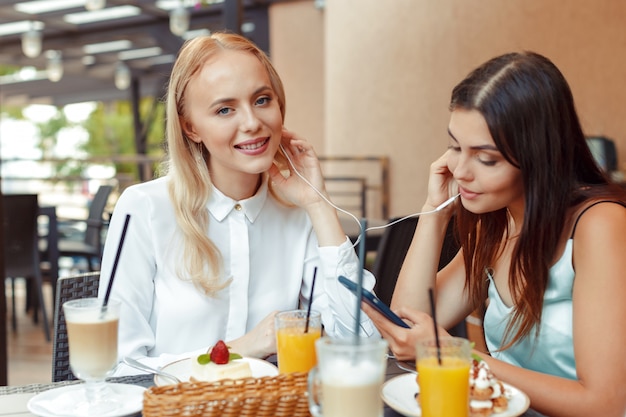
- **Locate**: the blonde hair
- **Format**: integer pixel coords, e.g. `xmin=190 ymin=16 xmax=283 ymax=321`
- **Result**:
xmin=162 ymin=32 xmax=286 ymax=295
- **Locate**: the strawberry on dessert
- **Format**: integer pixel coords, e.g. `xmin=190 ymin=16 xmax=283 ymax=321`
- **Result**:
xmin=190 ymin=340 xmax=252 ymax=382
xmin=209 ymin=340 xmax=230 ymax=364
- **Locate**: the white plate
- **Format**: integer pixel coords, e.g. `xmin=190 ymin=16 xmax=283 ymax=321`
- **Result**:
xmin=155 ymin=357 xmax=279 ymax=386
xmin=382 ymin=373 xmax=530 ymax=417
xmin=27 ymin=383 xmax=145 ymax=417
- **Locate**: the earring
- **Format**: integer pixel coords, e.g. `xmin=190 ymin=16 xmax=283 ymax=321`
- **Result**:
xmin=196 ymin=143 xmax=205 ymax=163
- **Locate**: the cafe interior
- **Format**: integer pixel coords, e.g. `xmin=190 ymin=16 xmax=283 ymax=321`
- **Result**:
xmin=1 ymin=0 xmax=626 ymax=416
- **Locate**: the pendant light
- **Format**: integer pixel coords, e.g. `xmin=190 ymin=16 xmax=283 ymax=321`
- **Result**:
xmin=114 ymin=61 xmax=131 ymax=90
xmin=46 ymin=50 xmax=63 ymax=82
xmin=85 ymin=0 xmax=106 ymax=11
xmin=22 ymin=24 xmax=42 ymax=58
xmin=170 ymin=4 xmax=190 ymax=36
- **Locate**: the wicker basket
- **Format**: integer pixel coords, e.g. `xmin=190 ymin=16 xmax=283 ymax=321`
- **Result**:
xmin=143 ymin=372 xmax=312 ymax=417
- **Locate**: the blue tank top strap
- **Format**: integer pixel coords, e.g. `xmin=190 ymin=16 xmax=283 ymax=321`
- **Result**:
xmin=570 ymin=200 xmax=626 ymax=239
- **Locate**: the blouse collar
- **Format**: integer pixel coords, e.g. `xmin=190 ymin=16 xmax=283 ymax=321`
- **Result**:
xmin=208 ymin=179 xmax=268 ymax=223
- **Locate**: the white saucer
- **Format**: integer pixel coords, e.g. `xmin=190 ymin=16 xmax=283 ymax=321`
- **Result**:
xmin=382 ymin=373 xmax=530 ymax=417
xmin=155 ymin=357 xmax=279 ymax=386
xmin=27 ymin=383 xmax=145 ymax=417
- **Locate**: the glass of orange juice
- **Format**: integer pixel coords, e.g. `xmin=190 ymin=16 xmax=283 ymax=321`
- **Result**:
xmin=416 ymin=337 xmax=471 ymax=417
xmin=275 ymin=309 xmax=322 ymax=373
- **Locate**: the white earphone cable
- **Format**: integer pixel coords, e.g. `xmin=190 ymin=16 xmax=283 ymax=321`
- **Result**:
xmin=279 ymin=144 xmax=459 ymax=248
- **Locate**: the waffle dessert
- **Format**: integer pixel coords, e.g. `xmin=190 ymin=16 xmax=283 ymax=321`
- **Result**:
xmin=469 ymin=359 xmax=510 ymax=417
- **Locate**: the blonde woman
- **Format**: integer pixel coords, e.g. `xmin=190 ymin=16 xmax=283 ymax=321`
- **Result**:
xmin=99 ymin=32 xmax=376 ymax=372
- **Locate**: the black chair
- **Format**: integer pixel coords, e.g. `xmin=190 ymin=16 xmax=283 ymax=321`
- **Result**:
xmin=371 ymin=216 xmax=419 ymax=307
xmin=41 ymin=185 xmax=112 ymax=272
xmin=52 ymin=271 xmax=101 ymax=382
xmin=3 ymin=194 xmax=51 ymax=342
xmin=586 ymin=136 xmax=618 ymax=173
xmin=371 ymin=215 xmax=467 ymax=337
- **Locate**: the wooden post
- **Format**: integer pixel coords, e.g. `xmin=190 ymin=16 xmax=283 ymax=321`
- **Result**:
xmin=0 ymin=186 xmax=8 ymax=386
xmin=223 ymin=0 xmax=242 ymax=34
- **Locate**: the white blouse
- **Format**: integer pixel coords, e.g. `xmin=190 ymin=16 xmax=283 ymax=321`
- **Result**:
xmin=98 ymin=176 xmax=377 ymax=372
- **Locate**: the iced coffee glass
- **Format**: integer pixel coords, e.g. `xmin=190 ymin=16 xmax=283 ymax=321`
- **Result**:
xmin=63 ymin=298 xmax=120 ymax=415
xmin=308 ymin=337 xmax=388 ymax=417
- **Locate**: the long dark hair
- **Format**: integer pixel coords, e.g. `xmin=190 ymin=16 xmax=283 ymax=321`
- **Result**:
xmin=450 ymin=51 xmax=621 ymax=348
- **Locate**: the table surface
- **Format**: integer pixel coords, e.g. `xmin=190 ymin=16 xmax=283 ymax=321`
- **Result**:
xmin=0 ymin=358 xmax=540 ymax=417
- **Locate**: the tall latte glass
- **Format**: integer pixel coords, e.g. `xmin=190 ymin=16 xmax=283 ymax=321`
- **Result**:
xmin=63 ymin=298 xmax=121 ymax=415
xmin=308 ymin=337 xmax=388 ymax=417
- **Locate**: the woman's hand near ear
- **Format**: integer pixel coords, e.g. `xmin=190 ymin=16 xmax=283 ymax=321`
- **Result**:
xmin=269 ymin=128 xmax=345 ymax=246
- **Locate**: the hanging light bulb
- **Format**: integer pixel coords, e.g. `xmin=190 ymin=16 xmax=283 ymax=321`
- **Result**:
xmin=170 ymin=4 xmax=190 ymax=36
xmin=85 ymin=0 xmax=106 ymax=11
xmin=22 ymin=25 xmax=42 ymax=58
xmin=115 ymin=61 xmax=131 ymax=90
xmin=46 ymin=50 xmax=63 ymax=82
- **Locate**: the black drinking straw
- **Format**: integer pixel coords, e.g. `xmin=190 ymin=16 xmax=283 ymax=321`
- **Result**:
xmin=353 ymin=218 xmax=367 ymax=344
xmin=428 ymin=287 xmax=442 ymax=365
xmin=304 ymin=266 xmax=318 ymax=333
xmin=102 ymin=214 xmax=131 ymax=308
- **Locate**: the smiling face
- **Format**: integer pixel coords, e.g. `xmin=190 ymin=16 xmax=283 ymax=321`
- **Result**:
xmin=447 ymin=108 xmax=525 ymax=217
xmin=182 ymin=49 xmax=283 ymax=196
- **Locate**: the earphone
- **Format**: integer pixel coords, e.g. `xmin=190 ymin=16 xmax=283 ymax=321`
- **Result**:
xmin=279 ymin=143 xmax=460 ymax=248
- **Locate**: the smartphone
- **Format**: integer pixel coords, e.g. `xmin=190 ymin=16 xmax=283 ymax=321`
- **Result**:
xmin=338 ymin=275 xmax=410 ymax=328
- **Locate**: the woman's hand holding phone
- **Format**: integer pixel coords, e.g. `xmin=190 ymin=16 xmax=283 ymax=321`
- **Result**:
xmin=339 ymin=275 xmax=451 ymax=361
xmin=338 ymin=276 xmax=409 ymax=328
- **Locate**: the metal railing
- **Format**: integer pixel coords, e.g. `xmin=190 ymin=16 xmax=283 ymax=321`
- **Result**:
xmin=1 ymin=154 xmax=390 ymax=220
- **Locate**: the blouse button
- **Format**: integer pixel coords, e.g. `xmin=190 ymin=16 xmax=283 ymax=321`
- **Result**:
xmin=234 ymin=204 xmax=242 ymax=211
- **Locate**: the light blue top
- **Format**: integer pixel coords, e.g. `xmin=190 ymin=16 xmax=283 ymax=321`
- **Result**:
xmin=483 ymin=239 xmax=577 ymax=380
